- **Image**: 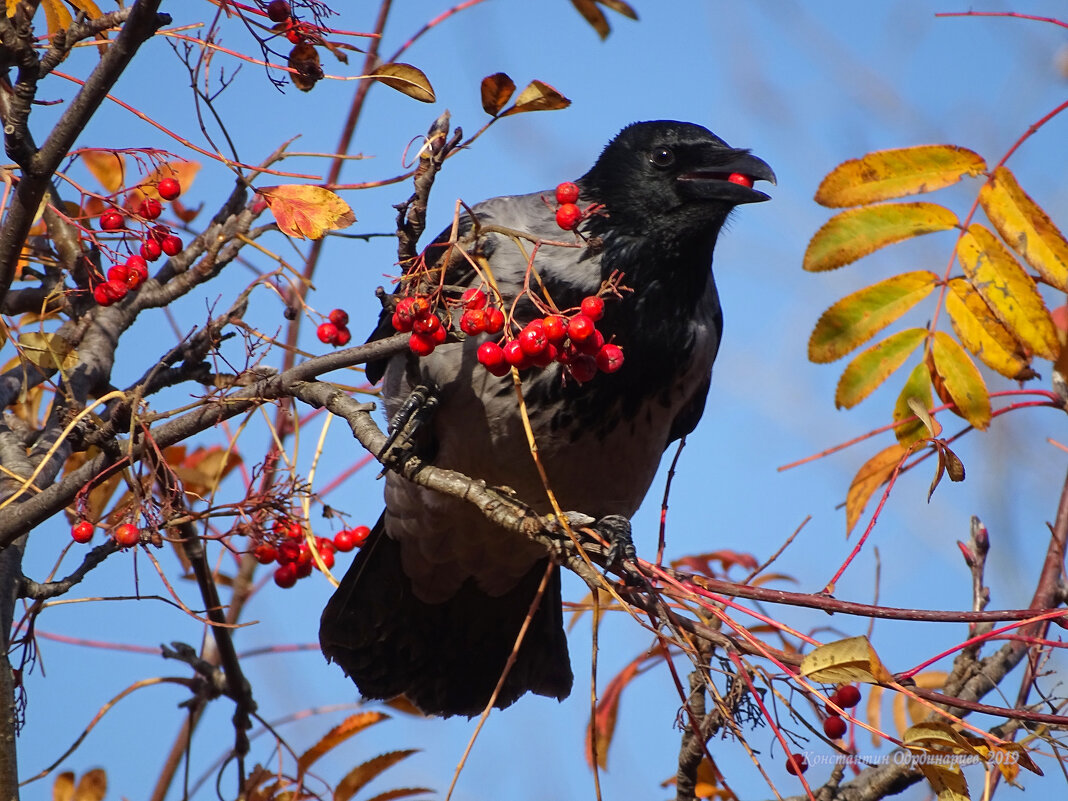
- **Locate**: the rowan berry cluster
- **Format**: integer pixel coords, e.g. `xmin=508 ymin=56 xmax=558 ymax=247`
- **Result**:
xmin=249 ymin=517 xmax=371 ymax=589
xmin=93 ymin=177 xmax=184 ymax=307
xmin=821 ymin=683 xmax=860 ymax=740
xmin=390 ymin=295 xmax=454 ymax=356
xmin=69 ymin=520 xmax=140 ymax=548
xmin=317 ymin=308 xmax=352 ymax=346
xmin=553 ymin=181 xmax=584 ymax=231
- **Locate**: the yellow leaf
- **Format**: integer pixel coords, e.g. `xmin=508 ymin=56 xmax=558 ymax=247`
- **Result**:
xmin=930 ymin=331 xmax=990 ymax=429
xmin=893 ymin=364 xmax=936 ymax=445
xmin=371 ymin=63 xmax=435 ymax=103
xmin=979 ymin=166 xmax=1068 ymax=291
xmin=334 ymin=750 xmax=419 ymax=801
xmin=480 ymin=72 xmax=515 ymax=116
xmin=53 ymin=772 xmax=75 ymax=801
xmin=916 ymin=762 xmax=970 ymax=801
xmin=799 ymin=635 xmax=893 ymax=684
xmin=815 ymin=145 xmax=986 ymax=208
xmin=903 ymin=721 xmax=981 ymax=754
xmin=804 ymin=202 xmax=958 ymax=272
xmin=41 ymin=0 xmax=72 ymax=36
xmin=17 ymin=332 xmax=78 ymax=372
xmin=298 ymin=711 xmax=388 ymax=774
xmin=836 ymin=327 xmax=926 ymax=410
xmin=809 ymin=270 xmax=938 ymax=363
xmin=846 ymin=443 xmax=911 ymax=535
xmin=81 ymin=150 xmax=126 ymax=193
xmin=502 ymin=80 xmax=571 ymax=116
xmin=71 ymin=768 xmax=107 ymax=801
xmin=944 ymin=277 xmax=1035 ymax=380
xmin=259 ymin=185 xmax=356 ymax=240
xmin=955 ymin=224 xmax=1059 ymax=360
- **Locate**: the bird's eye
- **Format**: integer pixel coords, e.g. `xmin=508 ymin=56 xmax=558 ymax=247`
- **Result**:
xmin=649 ymin=147 xmax=675 ymax=168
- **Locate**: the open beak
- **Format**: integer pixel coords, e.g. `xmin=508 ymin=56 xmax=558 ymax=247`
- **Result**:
xmin=677 ymin=150 xmax=776 ymax=204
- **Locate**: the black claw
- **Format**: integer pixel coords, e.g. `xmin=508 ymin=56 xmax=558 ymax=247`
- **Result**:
xmin=379 ymin=385 xmax=439 ymax=465
xmin=595 ymin=514 xmax=637 ymax=569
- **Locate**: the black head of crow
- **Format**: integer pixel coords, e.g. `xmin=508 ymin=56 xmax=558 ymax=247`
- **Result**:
xmin=320 ymin=121 xmax=774 ymax=717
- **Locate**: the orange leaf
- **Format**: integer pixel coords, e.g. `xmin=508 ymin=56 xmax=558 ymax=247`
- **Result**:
xmin=81 ymin=150 xmax=127 ymax=193
xmin=804 ymin=202 xmax=958 ymax=272
xmin=815 ymin=145 xmax=986 ymax=208
xmin=334 ymin=750 xmax=419 ymax=801
xmin=297 ymin=711 xmax=388 ymax=774
xmin=259 ymin=185 xmax=356 ymax=240
xmin=502 ymin=80 xmax=571 ymax=116
xmin=845 ymin=443 xmax=911 ymax=535
xmin=480 ymin=72 xmax=515 ymax=115
xmin=586 ymin=650 xmax=660 ymax=769
xmin=137 ymin=161 xmax=200 ymax=201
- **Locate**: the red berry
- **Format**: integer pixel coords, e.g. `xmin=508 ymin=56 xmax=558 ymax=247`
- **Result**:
xmin=577 ymin=328 xmax=604 ymax=355
xmin=277 ymin=540 xmax=300 ymax=564
xmin=157 ymin=177 xmax=181 ymax=200
xmin=328 ymin=308 xmax=349 ymax=326
xmin=483 ymin=306 xmax=505 ymax=334
xmin=532 ymin=342 xmax=558 ymax=368
xmin=253 ymin=543 xmax=278 ymax=564
xmin=392 ymin=311 xmax=412 ymax=333
xmin=430 ymin=323 xmax=448 ymax=344
xmin=555 ymin=203 xmax=582 ymax=231
xmin=92 ymin=283 xmax=112 ymax=305
xmin=596 ymin=343 xmax=624 ymax=373
xmin=567 ymin=314 xmax=596 ymax=343
xmin=555 ymin=181 xmax=580 ymax=205
xmin=409 ymin=332 xmax=436 ymax=356
xmin=542 ymin=315 xmax=567 ymax=344
xmin=295 ymin=557 xmax=314 ymax=579
xmin=138 ymin=197 xmax=162 ymax=220
xmin=785 ymin=754 xmax=808 ymax=776
xmin=71 ymin=521 xmax=94 ymax=543
xmin=413 ymin=314 xmax=441 ymax=335
xmin=477 ymin=342 xmax=509 ymax=376
xmin=519 ymin=324 xmax=548 ymax=357
xmin=350 ymin=525 xmax=371 ymax=547
xmin=287 ymin=521 xmax=303 ymax=540
xmin=140 ymin=238 xmax=162 ymax=261
xmin=267 ymin=0 xmax=291 ymax=22
xmin=831 ymin=685 xmax=861 ymax=709
xmin=568 ymin=354 xmax=598 ymax=383
xmin=126 ymin=254 xmax=147 ymax=274
xmin=105 ymin=279 xmax=128 ymax=302
xmin=460 ymin=309 xmax=486 ymax=335
xmin=503 ymin=339 xmax=530 ymax=369
xmin=113 ymin=523 xmax=140 ymax=548
xmin=107 ymin=263 xmax=130 ymax=284
xmin=727 ymin=172 xmax=754 ymax=188
xmin=334 ymin=326 xmax=351 ymax=346
xmin=317 ymin=322 xmax=339 ymax=344
xmin=314 ymin=547 xmax=335 ymax=570
xmin=161 ymin=234 xmax=183 ymax=256
xmin=410 ymin=297 xmax=432 ymax=320
xmin=333 ymin=529 xmax=355 ymax=552
xmin=100 ymin=210 xmax=123 ymax=231
xmin=285 ymin=26 xmax=302 ymax=44
xmin=823 ymin=715 xmax=847 ymax=739
xmin=273 ymin=562 xmax=298 ymax=588
xmin=581 ymin=296 xmax=605 ymax=321
xmin=461 ymin=288 xmax=487 ymax=310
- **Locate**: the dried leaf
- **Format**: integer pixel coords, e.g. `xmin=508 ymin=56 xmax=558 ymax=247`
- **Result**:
xmin=81 ymin=150 xmax=126 ymax=193
xmin=955 ymin=224 xmax=1059 ymax=360
xmin=289 ymin=42 xmax=324 ymax=92
xmin=944 ymin=277 xmax=1035 ymax=380
xmin=893 ymin=365 xmax=936 ymax=445
xmin=979 ymin=166 xmax=1068 ymax=291
xmin=480 ymin=72 xmax=515 ymax=115
xmin=804 ymin=202 xmax=958 ymax=272
xmin=298 ymin=711 xmax=388 ymax=774
xmin=362 ymin=788 xmax=435 ymax=801
xmin=835 ymin=327 xmax=926 ymax=410
xmin=334 ymin=750 xmax=418 ymax=801
xmin=17 ymin=331 xmax=78 ymax=371
xmin=569 ymin=0 xmax=637 ymax=38
xmin=930 ymin=330 xmax=990 ymax=430
xmin=809 ymin=270 xmax=938 ymax=363
xmin=586 ymin=657 xmax=641 ymax=769
xmin=41 ymin=0 xmax=72 ymax=36
xmin=259 ymin=185 xmax=356 ymax=240
xmin=799 ymin=635 xmax=893 ymax=683
xmin=845 ymin=443 xmax=911 ymax=535
xmin=71 ymin=768 xmax=107 ymax=801
xmin=815 ymin=145 xmax=986 ymax=208
xmin=371 ymin=63 xmax=435 ymax=103
xmin=915 ymin=762 xmax=970 ymax=801
xmin=53 ymin=772 xmax=75 ymax=801
xmin=502 ymin=80 xmax=571 ymax=116
xmin=169 ymin=445 xmax=242 ymax=497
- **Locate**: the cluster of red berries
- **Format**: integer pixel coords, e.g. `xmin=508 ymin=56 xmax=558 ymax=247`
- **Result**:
xmin=477 ymin=294 xmax=624 ymax=383
xmin=266 ymin=1 xmax=314 ymax=44
xmin=391 ymin=295 xmax=452 ymax=356
xmin=316 ymin=308 xmax=352 ymax=347
xmin=553 ymin=181 xmax=584 ymax=231
xmin=822 ymin=683 xmax=860 ymax=740
xmin=94 ymin=177 xmax=184 ymax=307
xmin=250 ymin=517 xmax=371 ymax=589
xmin=70 ymin=520 xmax=140 ymax=548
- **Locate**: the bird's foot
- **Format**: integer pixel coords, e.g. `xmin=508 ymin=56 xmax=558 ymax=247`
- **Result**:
xmin=594 ymin=514 xmax=637 ymax=569
xmin=378 ymin=384 xmax=439 ymax=466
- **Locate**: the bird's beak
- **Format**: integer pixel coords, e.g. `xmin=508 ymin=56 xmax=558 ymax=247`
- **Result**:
xmin=677 ymin=151 xmax=776 ymax=204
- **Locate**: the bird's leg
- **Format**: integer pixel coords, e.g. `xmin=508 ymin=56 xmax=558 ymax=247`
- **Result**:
xmin=594 ymin=514 xmax=637 ymax=568
xmin=378 ymin=385 xmax=439 ymax=467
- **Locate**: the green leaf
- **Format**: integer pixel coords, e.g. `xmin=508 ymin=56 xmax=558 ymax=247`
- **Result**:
xmin=809 ymin=270 xmax=938 ymax=363
xmin=893 ymin=363 xmax=935 ymax=445
xmin=804 ymin=202 xmax=958 ymax=272
xmin=836 ymin=328 xmax=927 ymax=409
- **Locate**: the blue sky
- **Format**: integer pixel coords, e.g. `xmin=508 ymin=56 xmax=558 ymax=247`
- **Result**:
xmin=13 ymin=1 xmax=1068 ymax=799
